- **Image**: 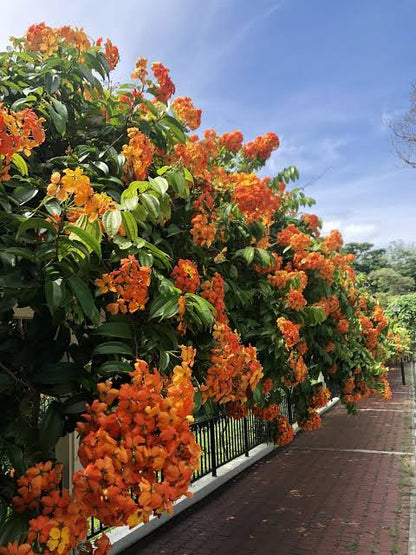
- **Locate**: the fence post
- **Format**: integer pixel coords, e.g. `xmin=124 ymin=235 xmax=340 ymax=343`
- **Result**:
xmin=287 ymin=391 xmax=293 ymax=423
xmin=243 ymin=417 xmax=249 ymax=457
xmin=401 ymin=358 xmax=406 ymax=386
xmin=209 ymin=418 xmax=217 ymax=477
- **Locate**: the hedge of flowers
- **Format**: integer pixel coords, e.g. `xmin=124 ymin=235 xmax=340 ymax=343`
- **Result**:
xmin=0 ymin=24 xmax=401 ymax=553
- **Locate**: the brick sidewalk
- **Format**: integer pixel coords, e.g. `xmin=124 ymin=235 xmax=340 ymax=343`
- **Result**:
xmin=123 ymin=366 xmax=414 ymax=555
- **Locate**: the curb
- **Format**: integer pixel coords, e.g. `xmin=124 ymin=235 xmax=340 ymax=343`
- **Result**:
xmin=108 ymin=396 xmax=339 ymax=553
xmin=408 ymin=361 xmax=416 ymax=555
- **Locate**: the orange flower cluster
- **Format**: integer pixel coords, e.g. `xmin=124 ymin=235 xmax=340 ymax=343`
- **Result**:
xmin=336 ymin=318 xmax=349 ymax=334
xmin=282 ymin=351 xmax=308 ymax=386
xmin=47 ymin=168 xmax=115 ymax=222
xmin=131 ymin=57 xmax=148 ymax=83
xmin=277 ymin=317 xmax=301 ymax=348
xmin=201 ymin=323 xmax=263 ymax=404
xmin=231 ymin=174 xmax=281 ymax=224
xmin=298 ymin=409 xmax=321 ymax=431
xmin=253 ymin=403 xmax=280 ymax=421
xmin=242 ymin=132 xmax=279 ymax=160
xmin=200 ymin=273 xmax=228 ymax=324
xmin=277 ymin=224 xmax=302 ymax=246
xmin=225 ymin=401 xmax=249 ymax=420
xmin=286 ymin=286 xmax=307 ymax=311
xmin=275 ymin=416 xmax=294 ymax=446
xmin=219 ymin=130 xmax=243 ymax=153
xmin=151 ymin=62 xmax=175 ymax=103
xmin=122 ymin=127 xmax=155 ymax=182
xmin=171 ymin=259 xmax=200 ymax=294
xmin=95 ymin=255 xmax=151 ymax=315
xmin=289 ymin=232 xmax=312 ymax=253
xmin=0 ymin=105 xmax=45 ymax=180
xmin=295 ymin=251 xmax=335 ymax=284
xmin=171 ymin=97 xmax=201 ymax=130
xmin=302 ymin=213 xmax=321 ymax=235
xmin=172 ymin=131 xmax=219 ymax=180
xmin=321 ymin=229 xmax=343 ymax=253
xmin=12 ymin=461 xmax=94 ymax=554
xmin=104 ymin=38 xmax=120 ymax=70
xmin=22 ymin=23 xmax=90 ymax=57
xmin=310 ymin=386 xmax=331 ymax=409
xmin=262 ymin=378 xmax=274 ymax=393
xmin=191 ymin=191 xmax=217 ymax=247
xmin=74 ymin=347 xmax=200 ymax=528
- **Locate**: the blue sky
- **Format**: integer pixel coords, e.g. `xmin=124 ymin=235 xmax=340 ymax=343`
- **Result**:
xmin=2 ymin=0 xmax=416 ymax=246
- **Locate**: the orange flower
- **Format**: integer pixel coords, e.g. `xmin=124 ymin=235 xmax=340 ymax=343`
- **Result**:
xmin=122 ymin=127 xmax=155 ymax=182
xmin=95 ymin=255 xmax=151 ymax=314
xmin=201 ymin=323 xmax=263 ymax=404
xmin=298 ymin=409 xmax=321 ymax=431
xmin=131 ymin=57 xmax=148 ymax=83
xmin=286 ymin=287 xmax=307 ymax=311
xmin=104 ymin=38 xmax=119 ymax=70
xmin=171 ymin=97 xmax=201 ymax=130
xmin=151 ymin=62 xmax=175 ymax=102
xmin=262 ymin=378 xmax=274 ymax=393
xmin=191 ymin=191 xmax=217 ymax=247
xmin=0 ymin=104 xmax=45 ymax=180
xmin=275 ymin=416 xmax=294 ymax=446
xmin=171 ymin=259 xmax=200 ymax=294
xmin=219 ymin=130 xmax=243 ymax=153
xmin=242 ymin=132 xmax=279 ymax=160
xmin=230 ymin=174 xmax=281 ymax=225
xmin=277 ymin=317 xmax=301 ymax=348
xmin=200 ymin=273 xmax=227 ymax=324
xmin=0 ymin=543 xmax=33 ymax=555
xmin=310 ymin=387 xmax=331 ymax=409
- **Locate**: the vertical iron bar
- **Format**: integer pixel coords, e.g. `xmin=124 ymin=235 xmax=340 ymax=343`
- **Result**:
xmin=287 ymin=391 xmax=293 ymax=423
xmin=243 ymin=416 xmax=249 ymax=457
xmin=401 ymin=358 xmax=406 ymax=386
xmin=210 ymin=418 xmax=217 ymax=477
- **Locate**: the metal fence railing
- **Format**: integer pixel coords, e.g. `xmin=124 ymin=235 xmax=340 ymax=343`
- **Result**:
xmin=87 ymin=394 xmax=295 ymax=539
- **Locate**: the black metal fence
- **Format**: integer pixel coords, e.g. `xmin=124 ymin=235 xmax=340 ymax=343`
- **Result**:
xmin=87 ymin=389 xmax=331 ymax=538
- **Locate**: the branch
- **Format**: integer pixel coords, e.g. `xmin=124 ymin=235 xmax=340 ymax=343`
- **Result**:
xmin=0 ymin=361 xmax=36 ymax=393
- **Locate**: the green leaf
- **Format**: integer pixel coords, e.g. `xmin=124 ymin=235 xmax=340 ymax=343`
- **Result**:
xmin=33 ymin=362 xmax=83 ymax=385
xmin=149 ymin=176 xmax=168 ymax=195
xmin=103 ymin=209 xmax=122 ymax=237
xmin=39 ymin=401 xmax=64 ymax=453
xmin=98 ymin=361 xmax=133 ymax=374
xmin=17 ymin=217 xmax=57 ymax=238
xmin=66 ymin=224 xmax=102 ymax=258
xmin=44 ymin=72 xmax=61 ymax=94
xmin=11 ymin=184 xmax=38 ymax=205
xmin=92 ymin=341 xmax=134 ymax=357
xmin=95 ymin=322 xmax=132 ymax=339
xmin=149 ymin=294 xmax=179 ymax=320
xmin=159 ymin=350 xmax=170 ymax=371
xmin=121 ymin=211 xmax=138 ymax=241
xmin=11 ymin=153 xmax=28 ymax=176
xmin=68 ymin=275 xmax=100 ymax=324
xmin=45 ymin=278 xmax=64 ymax=314
xmin=141 ymin=193 xmax=160 ymax=221
xmin=49 ymin=98 xmax=68 ymax=136
xmin=167 ymin=170 xmax=189 ymax=198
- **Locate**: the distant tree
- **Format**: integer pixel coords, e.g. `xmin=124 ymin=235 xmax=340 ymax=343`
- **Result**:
xmin=391 ymin=85 xmax=416 ymax=168
xmin=386 ymin=293 xmax=416 ymax=344
xmin=369 ymin=267 xmax=415 ymax=296
xmin=343 ymin=242 xmax=387 ymax=274
xmin=386 ymin=241 xmax=416 ymax=284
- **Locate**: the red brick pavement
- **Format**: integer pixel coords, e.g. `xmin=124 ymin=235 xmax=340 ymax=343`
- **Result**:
xmin=123 ymin=367 xmax=414 ymax=555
